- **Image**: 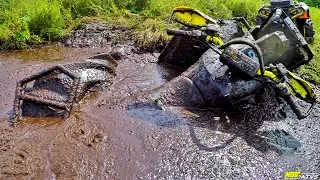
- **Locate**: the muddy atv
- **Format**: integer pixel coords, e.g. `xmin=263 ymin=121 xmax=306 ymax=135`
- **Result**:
xmin=158 ymin=6 xmax=316 ymax=119
xmin=256 ymin=0 xmax=315 ymax=43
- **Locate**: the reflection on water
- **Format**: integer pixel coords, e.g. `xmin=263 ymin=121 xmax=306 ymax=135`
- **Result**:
xmin=19 ymin=117 xmax=63 ymax=128
xmin=251 ymin=129 xmax=301 ymax=155
xmin=0 ymin=45 xmax=100 ymax=63
xmin=127 ymin=103 xmax=186 ymax=128
xmin=0 ymin=46 xmax=69 ymax=62
xmin=156 ymin=63 xmax=184 ymax=81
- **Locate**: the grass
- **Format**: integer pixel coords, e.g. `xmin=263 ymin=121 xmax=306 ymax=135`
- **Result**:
xmin=0 ymin=0 xmax=267 ymax=50
xmin=0 ymin=0 xmax=319 ymax=84
xmin=0 ymin=0 xmax=119 ymax=49
xmin=297 ymin=7 xmax=320 ymax=84
xmin=0 ymin=0 xmax=73 ymax=49
xmin=103 ymin=0 xmax=268 ymax=50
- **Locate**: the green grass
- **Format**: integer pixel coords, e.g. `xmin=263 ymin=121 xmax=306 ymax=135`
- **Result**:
xmin=0 ymin=0 xmax=267 ymax=50
xmin=103 ymin=0 xmax=268 ymax=50
xmin=297 ymin=7 xmax=320 ymax=84
xmin=0 ymin=0 xmax=319 ymax=84
xmin=0 ymin=0 xmax=119 ymax=49
xmin=0 ymin=0 xmax=72 ymax=49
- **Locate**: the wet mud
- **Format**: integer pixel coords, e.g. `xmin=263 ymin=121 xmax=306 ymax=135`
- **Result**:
xmin=0 ymin=24 xmax=320 ymax=179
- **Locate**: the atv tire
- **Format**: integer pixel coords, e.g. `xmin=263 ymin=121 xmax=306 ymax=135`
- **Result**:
xmin=304 ymin=18 xmax=315 ymax=43
xmin=158 ymin=21 xmax=244 ymax=70
xmin=158 ymin=26 xmax=209 ymax=69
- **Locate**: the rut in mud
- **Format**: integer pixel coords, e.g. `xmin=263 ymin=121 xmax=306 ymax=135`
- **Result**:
xmin=0 ymin=23 xmax=319 ymax=179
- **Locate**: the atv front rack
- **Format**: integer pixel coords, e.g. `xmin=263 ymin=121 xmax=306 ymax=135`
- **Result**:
xmin=13 ymin=54 xmax=118 ymax=122
xmin=13 ymin=66 xmax=80 ymax=122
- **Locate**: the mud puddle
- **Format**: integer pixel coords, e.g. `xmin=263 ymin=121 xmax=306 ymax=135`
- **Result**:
xmin=0 ymin=42 xmax=319 ymax=179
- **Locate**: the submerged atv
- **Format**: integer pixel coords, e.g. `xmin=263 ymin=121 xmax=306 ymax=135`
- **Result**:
xmin=256 ymin=0 xmax=315 ymax=43
xmin=13 ymin=7 xmax=317 ymax=122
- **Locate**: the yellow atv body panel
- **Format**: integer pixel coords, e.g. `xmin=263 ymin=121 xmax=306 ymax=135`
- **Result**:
xmin=169 ymin=6 xmax=224 ymax=46
xmin=257 ymin=69 xmax=316 ymax=103
xmin=171 ymin=6 xmax=217 ymax=27
xmin=286 ymin=71 xmax=316 ymax=102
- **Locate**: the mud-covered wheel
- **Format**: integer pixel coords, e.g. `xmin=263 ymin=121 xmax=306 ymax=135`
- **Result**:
xmin=158 ymin=21 xmax=244 ymax=69
xmin=158 ymin=26 xmax=208 ymax=69
xmin=304 ymin=18 xmax=315 ymax=43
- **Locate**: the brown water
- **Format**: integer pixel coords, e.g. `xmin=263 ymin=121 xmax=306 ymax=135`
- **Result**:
xmin=0 ymin=46 xmax=319 ymax=179
xmin=0 ymin=46 xmax=183 ymax=179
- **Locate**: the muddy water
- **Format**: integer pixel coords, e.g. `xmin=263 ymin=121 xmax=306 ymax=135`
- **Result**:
xmin=0 ymin=46 xmax=319 ymax=179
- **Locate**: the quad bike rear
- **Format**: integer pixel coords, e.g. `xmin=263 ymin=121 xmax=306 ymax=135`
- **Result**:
xmin=257 ymin=0 xmax=315 ymax=43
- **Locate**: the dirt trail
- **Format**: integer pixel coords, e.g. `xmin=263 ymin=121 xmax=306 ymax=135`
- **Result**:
xmin=0 ymin=24 xmax=319 ymax=179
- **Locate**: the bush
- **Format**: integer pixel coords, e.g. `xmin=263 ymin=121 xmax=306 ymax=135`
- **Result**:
xmin=28 ymin=0 xmax=67 ymax=41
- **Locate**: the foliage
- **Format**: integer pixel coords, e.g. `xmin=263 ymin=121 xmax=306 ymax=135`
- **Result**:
xmin=301 ymin=0 xmax=320 ymax=8
xmin=0 ymin=0 xmax=267 ymax=50
xmin=0 ymin=0 xmax=120 ymax=49
xmin=297 ymin=7 xmax=320 ymax=84
xmin=0 ymin=0 xmax=72 ymax=49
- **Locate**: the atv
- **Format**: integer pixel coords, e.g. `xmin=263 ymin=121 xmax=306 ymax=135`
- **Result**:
xmin=256 ymin=0 xmax=315 ymax=43
xmin=158 ymin=6 xmax=317 ymax=119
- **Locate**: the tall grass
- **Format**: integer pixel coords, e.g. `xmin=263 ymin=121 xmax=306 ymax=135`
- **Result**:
xmin=0 ymin=0 xmax=119 ymax=49
xmin=0 ymin=0 xmax=71 ymax=49
xmin=144 ymin=0 xmax=268 ymax=21
xmin=298 ymin=7 xmax=320 ymax=84
xmin=0 ymin=0 xmax=267 ymax=50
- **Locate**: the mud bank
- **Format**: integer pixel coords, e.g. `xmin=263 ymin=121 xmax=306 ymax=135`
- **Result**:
xmin=64 ymin=23 xmax=130 ymax=48
xmin=0 ymin=23 xmax=319 ymax=179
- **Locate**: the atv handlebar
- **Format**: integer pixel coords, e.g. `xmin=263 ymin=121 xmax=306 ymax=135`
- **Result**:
xmin=166 ymin=28 xmax=203 ymax=37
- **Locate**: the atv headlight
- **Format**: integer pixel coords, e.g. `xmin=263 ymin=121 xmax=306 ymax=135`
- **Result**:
xmin=258 ymin=8 xmax=271 ymax=18
xmin=290 ymin=8 xmax=305 ymax=19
